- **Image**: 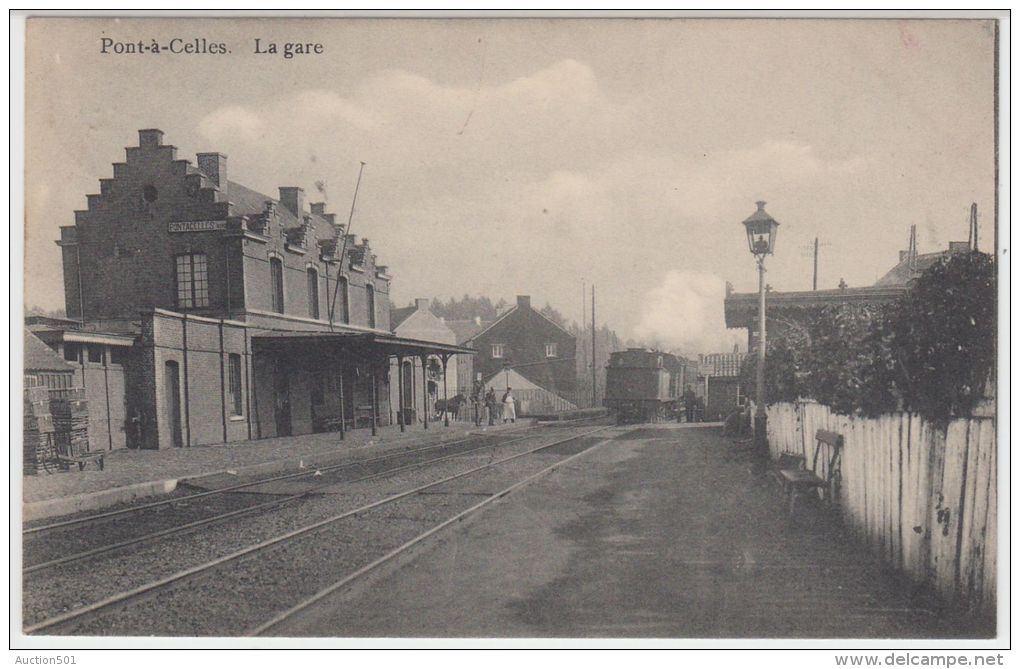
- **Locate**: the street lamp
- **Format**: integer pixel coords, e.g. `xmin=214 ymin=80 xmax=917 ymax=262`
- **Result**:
xmin=742 ymin=200 xmax=779 ymax=472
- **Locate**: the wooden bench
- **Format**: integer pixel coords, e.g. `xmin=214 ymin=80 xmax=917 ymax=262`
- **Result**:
xmin=778 ymin=429 xmax=844 ymax=518
xmin=54 ymin=436 xmax=105 ymax=472
xmin=771 ymin=452 xmax=806 ymax=488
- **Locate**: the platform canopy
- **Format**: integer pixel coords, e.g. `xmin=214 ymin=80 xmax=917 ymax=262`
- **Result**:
xmin=252 ymin=329 xmax=474 ymax=358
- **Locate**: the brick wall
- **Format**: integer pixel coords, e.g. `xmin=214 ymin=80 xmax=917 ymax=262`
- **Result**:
xmin=468 ymin=297 xmax=577 ymax=400
xmin=139 ymin=310 xmax=252 ymax=449
xmin=63 ymin=129 xmax=392 ymax=331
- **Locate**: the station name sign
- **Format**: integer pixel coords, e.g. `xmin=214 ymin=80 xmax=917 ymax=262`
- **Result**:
xmin=168 ymin=220 xmax=227 ymax=233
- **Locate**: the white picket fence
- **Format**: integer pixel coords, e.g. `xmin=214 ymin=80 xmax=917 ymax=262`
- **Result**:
xmin=766 ymin=401 xmax=997 ymax=616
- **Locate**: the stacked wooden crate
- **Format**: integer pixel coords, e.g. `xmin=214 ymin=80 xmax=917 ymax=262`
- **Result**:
xmin=50 ymin=388 xmax=90 ymax=465
xmin=23 ymin=386 xmax=56 ymax=475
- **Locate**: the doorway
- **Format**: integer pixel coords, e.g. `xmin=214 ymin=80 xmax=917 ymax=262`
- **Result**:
xmin=401 ymin=359 xmax=415 ymax=424
xmin=273 ymin=361 xmax=292 ymax=437
xmin=165 ymin=361 xmax=183 ymax=448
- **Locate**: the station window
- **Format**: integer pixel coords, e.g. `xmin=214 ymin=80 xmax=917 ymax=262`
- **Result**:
xmin=175 ymin=253 xmax=209 ymax=309
xmin=491 ymin=344 xmax=505 ymax=359
xmin=545 ymin=343 xmax=558 ymax=358
xmin=63 ymin=343 xmax=81 ymax=362
xmin=228 ymin=354 xmax=243 ymax=416
xmin=87 ymin=345 xmax=105 ymax=364
xmin=110 ymin=347 xmax=128 ymax=365
xmin=337 ymin=277 xmax=350 ymax=324
xmin=307 ymin=267 xmax=320 ymax=320
xmin=366 ymin=284 xmax=376 ymax=328
xmin=270 ymin=257 xmax=285 ymax=314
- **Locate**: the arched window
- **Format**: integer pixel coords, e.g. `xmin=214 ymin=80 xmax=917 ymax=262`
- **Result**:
xmin=306 ymin=267 xmax=319 ymax=319
xmin=366 ymin=283 xmax=376 ymax=328
xmin=338 ymin=276 xmax=350 ymax=324
xmin=270 ymin=257 xmax=285 ymax=314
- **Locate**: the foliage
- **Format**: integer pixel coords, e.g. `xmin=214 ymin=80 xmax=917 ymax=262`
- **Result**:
xmin=801 ymin=302 xmax=896 ymax=417
xmin=755 ymin=251 xmax=996 ymax=424
xmin=429 ymin=295 xmax=508 ymax=321
xmin=886 ymin=251 xmax=996 ymax=424
xmin=740 ymin=336 xmax=804 ymax=406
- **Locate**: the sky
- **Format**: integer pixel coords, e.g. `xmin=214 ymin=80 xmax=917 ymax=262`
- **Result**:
xmin=23 ymin=17 xmax=996 ymax=355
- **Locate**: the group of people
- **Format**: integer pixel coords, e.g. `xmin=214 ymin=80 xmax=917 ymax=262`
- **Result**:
xmin=471 ymin=378 xmax=516 ymax=426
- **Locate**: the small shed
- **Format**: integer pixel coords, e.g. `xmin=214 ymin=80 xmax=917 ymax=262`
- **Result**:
xmin=24 ymin=329 xmax=75 ymax=390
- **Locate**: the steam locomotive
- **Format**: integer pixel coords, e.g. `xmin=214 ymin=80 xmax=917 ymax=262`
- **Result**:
xmin=604 ymin=348 xmax=690 ymax=424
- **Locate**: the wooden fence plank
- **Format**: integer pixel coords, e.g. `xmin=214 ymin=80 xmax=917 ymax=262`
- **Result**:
xmin=765 ymin=402 xmax=995 ymax=615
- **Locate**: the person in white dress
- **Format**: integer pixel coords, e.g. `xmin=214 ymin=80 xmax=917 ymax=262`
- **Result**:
xmin=502 ymin=388 xmax=516 ymax=423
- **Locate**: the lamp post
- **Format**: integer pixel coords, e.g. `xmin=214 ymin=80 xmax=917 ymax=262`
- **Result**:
xmin=741 ymin=200 xmax=780 ymax=472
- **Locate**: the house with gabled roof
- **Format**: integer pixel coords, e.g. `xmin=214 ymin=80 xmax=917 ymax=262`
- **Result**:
xmin=454 ymin=295 xmax=577 ymax=413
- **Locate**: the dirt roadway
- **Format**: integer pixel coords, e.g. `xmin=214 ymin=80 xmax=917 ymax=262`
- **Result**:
xmin=271 ymin=424 xmax=979 ymax=639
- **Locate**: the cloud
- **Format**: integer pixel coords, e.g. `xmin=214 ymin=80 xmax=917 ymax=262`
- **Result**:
xmin=198 ymin=106 xmax=267 ymax=143
xmin=632 ymin=270 xmax=743 ymax=355
xmin=189 ymin=62 xmax=882 ymax=346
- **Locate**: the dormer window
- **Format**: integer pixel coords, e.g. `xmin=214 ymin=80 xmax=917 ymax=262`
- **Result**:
xmin=545 ymin=343 xmax=558 ymax=358
xmin=491 ymin=344 xmax=505 ymax=359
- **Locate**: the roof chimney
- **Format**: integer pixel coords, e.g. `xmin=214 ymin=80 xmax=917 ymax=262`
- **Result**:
xmin=138 ymin=129 xmax=164 ymax=149
xmin=415 ymin=298 xmax=430 ymax=311
xmin=196 ymin=152 xmax=227 ymax=188
xmin=516 ymin=295 xmax=531 ymax=310
xmin=278 ymin=187 xmax=305 ymax=216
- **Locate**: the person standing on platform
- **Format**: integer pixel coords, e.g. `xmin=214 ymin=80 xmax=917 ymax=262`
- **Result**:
xmin=485 ymin=387 xmax=497 ymax=426
xmin=502 ymin=387 xmax=516 ymax=424
xmin=471 ymin=375 xmax=484 ymax=427
xmin=683 ymin=386 xmax=697 ymax=423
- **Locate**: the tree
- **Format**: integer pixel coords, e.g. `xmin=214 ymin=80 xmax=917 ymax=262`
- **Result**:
xmin=749 ymin=250 xmax=996 ymax=424
xmin=887 ymin=251 xmax=996 ymax=424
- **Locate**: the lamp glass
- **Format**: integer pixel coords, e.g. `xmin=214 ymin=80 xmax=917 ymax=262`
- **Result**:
xmin=744 ymin=219 xmax=778 ymax=256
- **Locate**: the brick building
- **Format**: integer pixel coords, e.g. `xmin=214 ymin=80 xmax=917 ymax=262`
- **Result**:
xmin=695 ymin=352 xmax=747 ymax=421
xmin=453 ymin=296 xmax=577 ymax=413
xmin=36 ymin=129 xmax=469 ymax=450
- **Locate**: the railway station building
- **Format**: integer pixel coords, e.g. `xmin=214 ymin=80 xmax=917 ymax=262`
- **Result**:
xmin=35 ymin=128 xmax=470 ymax=450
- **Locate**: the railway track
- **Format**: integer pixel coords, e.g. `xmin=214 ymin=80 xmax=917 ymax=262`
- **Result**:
xmin=25 ymin=425 xmax=536 ymax=537
xmin=25 ymin=424 xmax=616 ymax=636
xmin=22 ymin=424 xmax=555 ymax=574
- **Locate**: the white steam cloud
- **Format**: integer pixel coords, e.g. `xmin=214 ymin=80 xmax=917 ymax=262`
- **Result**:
xmin=632 ymin=270 xmax=744 ymax=356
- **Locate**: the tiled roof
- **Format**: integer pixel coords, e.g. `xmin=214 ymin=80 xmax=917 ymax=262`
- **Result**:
xmin=226 ymin=180 xmax=336 ymax=237
xmin=873 ymin=251 xmax=948 ymax=287
xmin=389 ymin=305 xmax=417 ymax=330
xmin=24 ymin=329 xmax=74 ymax=372
xmin=446 ymin=318 xmax=492 ymax=345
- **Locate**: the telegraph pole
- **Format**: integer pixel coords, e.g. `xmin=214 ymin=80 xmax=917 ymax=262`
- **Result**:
xmin=812 ymin=237 xmax=819 ymax=291
xmin=591 ymin=284 xmax=597 ymax=406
